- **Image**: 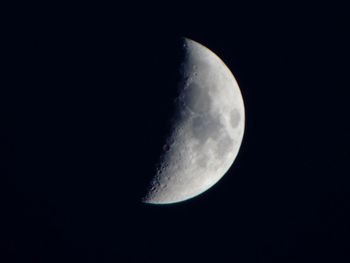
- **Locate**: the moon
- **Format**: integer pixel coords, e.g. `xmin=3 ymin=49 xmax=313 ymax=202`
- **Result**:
xmin=142 ymin=38 xmax=245 ymax=205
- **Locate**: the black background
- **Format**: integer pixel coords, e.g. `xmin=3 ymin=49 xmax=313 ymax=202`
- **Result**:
xmin=2 ymin=3 xmax=350 ymax=262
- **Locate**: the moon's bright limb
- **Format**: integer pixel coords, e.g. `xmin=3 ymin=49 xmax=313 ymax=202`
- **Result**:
xmin=143 ymin=38 xmax=245 ymax=204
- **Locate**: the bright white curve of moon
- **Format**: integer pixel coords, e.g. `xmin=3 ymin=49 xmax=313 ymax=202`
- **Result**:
xmin=143 ymin=38 xmax=245 ymax=205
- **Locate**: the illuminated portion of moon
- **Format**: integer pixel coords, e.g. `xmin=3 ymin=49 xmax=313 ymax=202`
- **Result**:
xmin=143 ymin=38 xmax=245 ymax=204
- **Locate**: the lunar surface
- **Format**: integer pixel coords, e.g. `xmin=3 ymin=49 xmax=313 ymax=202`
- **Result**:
xmin=143 ymin=38 xmax=245 ymax=204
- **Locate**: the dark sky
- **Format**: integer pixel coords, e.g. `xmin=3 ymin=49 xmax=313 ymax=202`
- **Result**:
xmin=3 ymin=3 xmax=350 ymax=262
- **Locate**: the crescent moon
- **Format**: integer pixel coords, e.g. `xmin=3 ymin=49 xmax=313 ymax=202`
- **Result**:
xmin=143 ymin=38 xmax=245 ymax=204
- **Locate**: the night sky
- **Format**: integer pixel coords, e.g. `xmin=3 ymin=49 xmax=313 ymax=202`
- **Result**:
xmin=3 ymin=3 xmax=350 ymax=262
